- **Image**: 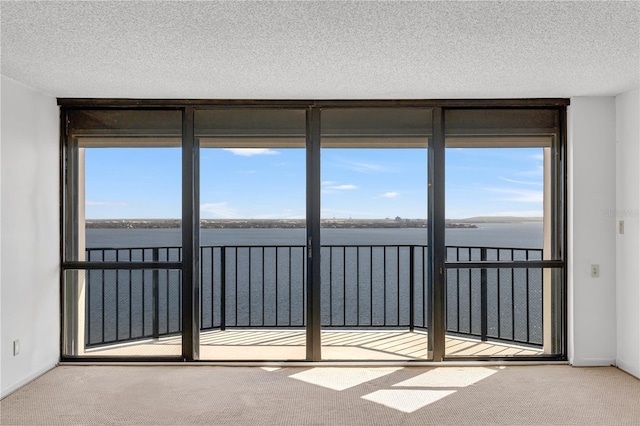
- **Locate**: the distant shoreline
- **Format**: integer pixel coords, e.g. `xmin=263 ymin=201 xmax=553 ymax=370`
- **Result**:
xmin=85 ymin=217 xmax=542 ymax=229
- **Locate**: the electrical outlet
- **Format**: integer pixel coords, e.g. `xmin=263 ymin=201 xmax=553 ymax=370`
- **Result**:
xmin=13 ymin=340 xmax=20 ymax=356
xmin=591 ymin=264 xmax=600 ymax=278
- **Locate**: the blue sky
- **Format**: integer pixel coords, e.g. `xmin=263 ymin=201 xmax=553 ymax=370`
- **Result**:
xmin=84 ymin=147 xmax=544 ymax=220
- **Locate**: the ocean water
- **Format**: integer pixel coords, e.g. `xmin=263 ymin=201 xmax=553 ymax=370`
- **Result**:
xmin=86 ymin=222 xmax=543 ymax=249
xmin=82 ymin=223 xmax=545 ymax=348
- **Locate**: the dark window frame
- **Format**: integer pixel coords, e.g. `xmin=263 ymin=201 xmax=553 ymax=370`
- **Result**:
xmin=59 ymin=99 xmax=568 ymax=363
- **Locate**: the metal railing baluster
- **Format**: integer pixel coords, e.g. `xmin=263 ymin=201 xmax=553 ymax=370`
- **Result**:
xmin=409 ymin=246 xmax=415 ymax=331
xmin=343 ymin=247 xmax=346 ymax=326
xmin=397 ymin=247 xmax=400 ymax=326
xmin=383 ymin=247 xmax=387 ymax=326
xmin=480 ymin=248 xmax=488 ymax=341
xmin=248 ymin=248 xmax=252 ymax=326
xmin=423 ymin=247 xmax=427 ymax=329
xmin=128 ymin=267 xmax=132 ymax=340
xmin=101 ymin=250 xmax=105 ymax=343
xmin=274 ymin=247 xmax=279 ymax=327
xmin=261 ymin=247 xmax=265 ymax=327
xmin=210 ymin=247 xmax=214 ymax=329
xmin=288 ymin=247 xmax=292 ymax=326
xmin=329 ymin=247 xmax=333 ymax=326
xmin=152 ymin=248 xmax=160 ymax=338
xmin=526 ymin=250 xmax=530 ymax=343
xmin=369 ymin=247 xmax=373 ymax=327
xmin=163 ymin=270 xmax=168 ymax=334
xmin=511 ymin=267 xmax=515 ymax=341
xmin=220 ymin=247 xmax=226 ymax=330
xmin=356 ymin=247 xmax=360 ymax=327
xmin=497 ymin=268 xmax=502 ymax=339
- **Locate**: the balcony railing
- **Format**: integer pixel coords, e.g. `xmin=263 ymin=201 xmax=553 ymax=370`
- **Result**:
xmin=83 ymin=244 xmax=544 ymax=350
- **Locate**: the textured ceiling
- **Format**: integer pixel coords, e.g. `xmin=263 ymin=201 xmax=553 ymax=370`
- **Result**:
xmin=1 ymin=1 xmax=638 ymax=99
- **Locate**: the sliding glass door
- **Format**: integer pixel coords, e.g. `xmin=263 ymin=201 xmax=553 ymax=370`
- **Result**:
xmin=319 ymin=108 xmax=431 ymax=361
xmin=195 ymin=109 xmax=307 ymax=360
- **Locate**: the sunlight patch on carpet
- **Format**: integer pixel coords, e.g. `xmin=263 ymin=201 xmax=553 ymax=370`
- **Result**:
xmin=289 ymin=367 xmax=402 ymax=391
xmin=393 ymin=367 xmax=497 ymax=388
xmin=362 ymin=389 xmax=456 ymax=413
xmin=260 ymin=367 xmax=281 ymax=372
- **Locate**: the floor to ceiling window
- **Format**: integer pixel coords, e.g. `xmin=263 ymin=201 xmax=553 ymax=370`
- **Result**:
xmin=60 ymin=100 xmax=567 ymax=362
xmin=63 ymin=109 xmax=184 ymax=358
xmin=319 ymin=108 xmax=430 ymax=360
xmin=443 ymin=108 xmax=565 ymax=358
xmin=195 ymin=108 xmax=307 ymax=360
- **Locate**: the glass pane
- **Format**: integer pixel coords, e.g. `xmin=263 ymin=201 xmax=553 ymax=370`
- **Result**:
xmin=443 ymin=108 xmax=564 ymax=358
xmin=445 ymin=109 xmax=561 ymax=260
xmin=444 ymin=266 xmax=563 ymax=357
xmin=66 ymin=109 xmax=182 ymax=260
xmin=196 ymin=109 xmax=307 ymax=361
xmin=320 ymin=108 xmax=431 ymax=361
xmin=63 ymin=269 xmax=182 ymax=357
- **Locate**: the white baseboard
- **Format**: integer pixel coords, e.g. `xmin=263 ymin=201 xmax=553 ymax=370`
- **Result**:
xmin=570 ymin=357 xmax=616 ymax=367
xmin=615 ymin=359 xmax=640 ymax=379
xmin=1 ymin=362 xmax=58 ymax=399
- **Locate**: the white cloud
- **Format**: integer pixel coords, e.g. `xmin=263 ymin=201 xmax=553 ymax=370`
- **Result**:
xmin=339 ymin=159 xmax=390 ymax=173
xmin=484 ymin=187 xmax=543 ymax=203
xmin=86 ymin=201 xmax=128 ymax=206
xmin=379 ymin=192 xmax=400 ymax=198
xmin=499 ymin=177 xmax=542 ymax=186
xmin=518 ymin=165 xmax=544 ymax=177
xmin=322 ymin=181 xmax=358 ymax=192
xmin=223 ymin=148 xmax=279 ymax=157
xmin=326 ymin=184 xmax=357 ymax=190
xmin=200 ymin=202 xmax=238 ymax=219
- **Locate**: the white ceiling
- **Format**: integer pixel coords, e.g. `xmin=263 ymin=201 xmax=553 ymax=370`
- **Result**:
xmin=1 ymin=1 xmax=638 ymax=99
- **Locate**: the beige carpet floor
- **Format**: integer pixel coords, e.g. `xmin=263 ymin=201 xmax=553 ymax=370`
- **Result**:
xmin=2 ymin=365 xmax=639 ymax=425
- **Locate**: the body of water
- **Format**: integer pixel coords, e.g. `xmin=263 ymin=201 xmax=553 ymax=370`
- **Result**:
xmin=86 ymin=222 xmax=543 ymax=249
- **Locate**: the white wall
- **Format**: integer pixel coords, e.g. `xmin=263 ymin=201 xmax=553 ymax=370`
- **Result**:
xmin=1 ymin=76 xmax=60 ymax=397
xmin=616 ymin=88 xmax=640 ymax=379
xmin=568 ymin=97 xmax=617 ymax=366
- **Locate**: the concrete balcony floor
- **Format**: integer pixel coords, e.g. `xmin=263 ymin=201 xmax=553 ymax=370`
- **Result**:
xmin=83 ymin=329 xmax=543 ymax=360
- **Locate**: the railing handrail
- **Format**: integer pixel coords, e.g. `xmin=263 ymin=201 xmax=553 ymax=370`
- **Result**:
xmin=86 ymin=243 xmax=542 ymax=251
